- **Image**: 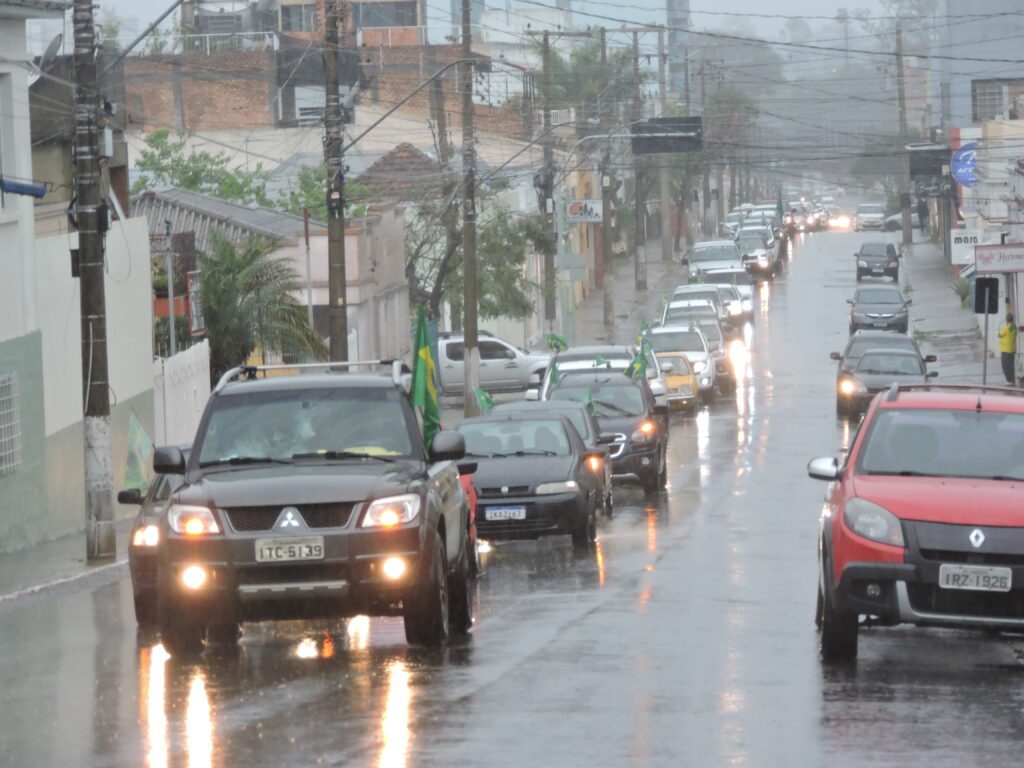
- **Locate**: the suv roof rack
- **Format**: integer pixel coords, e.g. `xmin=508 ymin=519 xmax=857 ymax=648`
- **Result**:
xmin=885 ymin=382 xmax=1024 ymax=403
xmin=215 ymin=360 xmax=412 ymax=393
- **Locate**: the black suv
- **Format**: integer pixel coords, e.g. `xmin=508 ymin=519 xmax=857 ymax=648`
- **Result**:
xmin=151 ymin=363 xmax=474 ymax=655
xmin=548 ymin=372 xmax=669 ymax=495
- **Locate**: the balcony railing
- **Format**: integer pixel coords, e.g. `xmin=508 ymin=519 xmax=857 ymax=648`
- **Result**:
xmin=357 ymin=26 xmax=427 ymax=48
xmin=172 ymin=32 xmax=280 ymax=55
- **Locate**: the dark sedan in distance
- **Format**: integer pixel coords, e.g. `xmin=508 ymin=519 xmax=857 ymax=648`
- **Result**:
xmin=831 ymin=331 xmax=936 ymax=416
xmin=837 ymin=348 xmax=938 ymax=417
xmin=457 ymin=414 xmax=601 ymax=549
xmin=848 ymin=284 xmax=911 ymax=334
xmin=855 ymin=242 xmax=900 ymax=282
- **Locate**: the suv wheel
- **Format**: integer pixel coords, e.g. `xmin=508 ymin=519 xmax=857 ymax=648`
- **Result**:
xmin=658 ymin=448 xmax=668 ymax=488
xmin=449 ymin=543 xmax=475 ymax=637
xmin=404 ymin=533 xmax=450 ymax=647
xmin=819 ymin=579 xmax=858 ymax=662
xmin=159 ymin=605 xmax=205 ymax=657
xmin=133 ymin=590 xmax=158 ymax=629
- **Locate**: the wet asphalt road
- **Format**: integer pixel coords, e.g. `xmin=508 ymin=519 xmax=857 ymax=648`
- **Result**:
xmin=4 ymin=230 xmax=1024 ymax=768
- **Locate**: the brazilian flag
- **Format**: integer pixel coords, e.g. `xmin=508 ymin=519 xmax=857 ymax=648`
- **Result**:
xmin=625 ymin=349 xmax=647 ymax=380
xmin=475 ymin=387 xmax=495 ymax=413
xmin=412 ymin=308 xmax=441 ymax=450
xmin=547 ymin=361 xmax=560 ymax=387
xmin=547 ymin=333 xmax=569 ymax=352
xmin=595 ymin=354 xmax=609 ymax=368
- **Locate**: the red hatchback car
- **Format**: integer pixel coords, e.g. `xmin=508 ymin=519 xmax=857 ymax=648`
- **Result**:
xmin=808 ymin=385 xmax=1024 ymax=661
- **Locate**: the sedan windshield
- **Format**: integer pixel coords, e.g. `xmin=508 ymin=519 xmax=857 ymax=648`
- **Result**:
xmin=858 ymin=205 xmax=884 ymax=215
xmin=857 ymin=289 xmax=903 ymax=305
xmin=666 ymin=307 xmax=716 ymax=324
xmin=459 ymin=419 xmax=571 ymax=457
xmin=649 ymin=330 xmax=706 ymax=353
xmin=673 ymin=289 xmax=719 ymax=305
xmin=692 ymin=245 xmax=740 ymax=262
xmin=198 ymin=387 xmax=415 ymax=464
xmin=551 ymin=383 xmax=646 ymax=417
xmin=857 ymin=353 xmax=924 ymax=376
xmin=858 ymin=409 xmax=1024 ymax=480
xmin=846 ymin=337 xmax=916 ymax=362
xmin=860 ymin=244 xmax=892 ymax=258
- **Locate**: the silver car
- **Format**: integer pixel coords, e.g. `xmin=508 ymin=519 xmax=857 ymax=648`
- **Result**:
xmin=438 ymin=333 xmax=550 ymax=394
xmin=685 ymin=240 xmax=743 ymax=283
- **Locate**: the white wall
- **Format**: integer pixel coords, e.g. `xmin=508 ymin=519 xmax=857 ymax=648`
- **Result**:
xmin=154 ymin=341 xmax=211 ymax=446
xmin=34 ymin=218 xmax=155 ymax=437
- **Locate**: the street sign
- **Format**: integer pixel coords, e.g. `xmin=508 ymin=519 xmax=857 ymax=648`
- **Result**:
xmin=975 ymin=243 xmax=1024 ymax=274
xmin=908 ymin=143 xmax=947 ymax=180
xmin=187 ymin=270 xmax=205 ymax=336
xmin=951 ymin=142 xmax=977 ymax=188
xmin=975 ymin=277 xmax=999 ymax=314
xmin=951 ymin=228 xmax=984 ymax=265
xmin=631 ymin=117 xmax=703 ymax=155
xmin=566 ymin=200 xmax=602 ymax=224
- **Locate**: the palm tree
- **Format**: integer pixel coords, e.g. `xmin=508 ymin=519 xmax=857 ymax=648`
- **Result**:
xmin=200 ymin=237 xmax=327 ymax=382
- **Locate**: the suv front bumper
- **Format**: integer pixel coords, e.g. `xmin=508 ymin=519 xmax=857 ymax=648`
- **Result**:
xmin=159 ymin=525 xmax=426 ymax=622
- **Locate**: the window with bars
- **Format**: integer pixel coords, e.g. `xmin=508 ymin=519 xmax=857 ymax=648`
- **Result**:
xmin=0 ymin=372 xmax=21 ymax=476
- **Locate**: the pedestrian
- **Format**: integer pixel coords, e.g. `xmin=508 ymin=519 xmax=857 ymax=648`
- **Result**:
xmin=998 ymin=311 xmax=1019 ymax=385
xmin=916 ymin=199 xmax=928 ymax=232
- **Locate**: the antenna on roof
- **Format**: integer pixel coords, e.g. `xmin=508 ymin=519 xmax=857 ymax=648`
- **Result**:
xmin=976 ymin=396 xmax=983 ymax=412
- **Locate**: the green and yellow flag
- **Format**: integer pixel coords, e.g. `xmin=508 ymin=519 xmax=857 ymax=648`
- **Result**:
xmin=547 ymin=361 xmax=560 ymax=387
xmin=475 ymin=387 xmax=495 ymax=413
xmin=547 ymin=333 xmax=569 ymax=352
xmin=411 ymin=308 xmax=441 ymax=450
xmin=594 ymin=354 xmax=609 ymax=368
xmin=625 ymin=349 xmax=647 ymax=380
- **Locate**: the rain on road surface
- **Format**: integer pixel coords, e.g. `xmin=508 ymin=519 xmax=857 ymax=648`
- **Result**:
xmin=3 ymin=231 xmax=1024 ymax=768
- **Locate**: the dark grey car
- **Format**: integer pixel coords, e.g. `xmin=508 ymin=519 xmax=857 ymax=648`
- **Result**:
xmin=855 ymin=242 xmax=900 ymax=282
xmin=848 ymin=285 xmax=910 ymax=334
xmin=839 ymin=348 xmax=938 ymax=417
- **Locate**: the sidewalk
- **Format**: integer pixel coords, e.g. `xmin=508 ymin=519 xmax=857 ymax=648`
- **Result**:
xmin=903 ymin=232 xmax=987 ymax=385
xmin=568 ymin=242 xmax=686 ymax=346
xmin=0 ymin=518 xmax=133 ymax=603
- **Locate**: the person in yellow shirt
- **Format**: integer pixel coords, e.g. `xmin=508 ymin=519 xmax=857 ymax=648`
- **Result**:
xmin=999 ymin=311 xmax=1019 ymax=385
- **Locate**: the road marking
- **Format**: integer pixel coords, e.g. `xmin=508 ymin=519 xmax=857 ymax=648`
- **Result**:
xmin=0 ymin=559 xmax=128 ymax=604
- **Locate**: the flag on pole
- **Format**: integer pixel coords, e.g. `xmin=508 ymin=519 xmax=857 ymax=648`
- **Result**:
xmin=475 ymin=387 xmax=495 ymax=413
xmin=636 ymin=320 xmax=648 ymax=348
xmin=625 ymin=349 xmax=647 ymax=380
xmin=546 ymin=333 xmax=569 ymax=352
xmin=547 ymin=361 xmax=560 ymax=388
xmin=594 ymin=354 xmax=609 ymax=368
xmin=411 ymin=307 xmax=441 ymax=450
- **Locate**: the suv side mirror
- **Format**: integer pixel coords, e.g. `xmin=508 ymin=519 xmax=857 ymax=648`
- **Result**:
xmin=830 ymin=352 xmax=842 ymax=361
xmin=117 ymin=488 xmax=144 ymax=505
xmin=927 ymin=371 xmax=939 ymax=379
xmin=430 ymin=431 xmax=466 ymax=463
xmin=457 ymin=461 xmax=478 ymax=475
xmin=925 ymin=354 xmax=938 ymax=363
xmin=807 ymin=456 xmax=840 ymax=481
xmin=154 ymin=445 xmax=186 ymax=474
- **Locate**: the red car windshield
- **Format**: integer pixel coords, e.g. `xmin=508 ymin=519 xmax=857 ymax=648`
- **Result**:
xmin=856 ymin=408 xmax=1024 ymax=480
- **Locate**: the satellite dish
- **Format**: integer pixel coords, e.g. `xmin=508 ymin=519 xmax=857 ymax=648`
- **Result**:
xmin=39 ymin=33 xmax=63 ymax=73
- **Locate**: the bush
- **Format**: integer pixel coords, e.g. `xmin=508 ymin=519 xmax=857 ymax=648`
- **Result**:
xmin=951 ymin=278 xmax=971 ymax=308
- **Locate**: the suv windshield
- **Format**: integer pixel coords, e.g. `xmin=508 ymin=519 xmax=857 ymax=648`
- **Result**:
xmin=666 ymin=306 xmax=716 ymax=324
xmin=649 ymin=330 xmax=706 ymax=353
xmin=673 ymin=289 xmax=720 ymax=305
xmin=737 ymin=235 xmax=764 ymax=250
xmin=692 ymin=245 xmax=740 ymax=262
xmin=857 ymin=288 xmax=903 ymax=305
xmin=459 ymin=419 xmax=571 ymax=457
xmin=551 ymin=383 xmax=646 ymax=417
xmin=704 ymin=271 xmax=752 ymax=287
xmin=857 ymin=353 xmax=924 ymax=376
xmin=198 ymin=387 xmax=415 ymax=464
xmin=858 ymin=409 xmax=1024 ymax=480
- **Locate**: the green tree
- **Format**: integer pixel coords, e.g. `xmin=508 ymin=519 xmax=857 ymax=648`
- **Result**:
xmin=277 ymin=164 xmax=371 ymax=222
xmin=132 ymin=129 xmax=272 ymax=207
xmin=199 ymin=237 xmax=326 ymax=381
xmin=849 ymin=131 xmax=921 ymax=199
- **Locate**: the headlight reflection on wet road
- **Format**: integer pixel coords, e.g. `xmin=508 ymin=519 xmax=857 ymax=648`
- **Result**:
xmin=186 ymin=671 xmax=213 ymax=768
xmin=141 ymin=643 xmax=170 ymax=768
xmin=378 ymin=660 xmax=412 ymax=768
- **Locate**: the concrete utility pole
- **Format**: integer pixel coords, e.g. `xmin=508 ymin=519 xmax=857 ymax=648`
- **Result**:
xmin=461 ymin=0 xmax=480 ymax=417
xmin=541 ymin=30 xmax=557 ymax=329
xmin=324 ymin=0 xmax=349 ymax=361
xmin=633 ymin=30 xmax=647 ymax=290
xmin=600 ymin=28 xmax=614 ymax=328
xmin=165 ymin=220 xmax=176 ymax=356
xmin=658 ymin=28 xmax=672 ymax=265
xmin=74 ymin=0 xmax=115 ymax=561
xmin=303 ymin=208 xmax=313 ymax=326
xmin=895 ymin=22 xmax=912 ymax=247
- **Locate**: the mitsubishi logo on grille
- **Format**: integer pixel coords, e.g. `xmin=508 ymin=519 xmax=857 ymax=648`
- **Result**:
xmin=276 ymin=507 xmax=304 ymax=530
xmin=969 ymin=529 xmax=986 ymax=549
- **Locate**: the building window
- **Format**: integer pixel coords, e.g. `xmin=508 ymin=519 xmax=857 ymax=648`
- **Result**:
xmin=281 ymin=4 xmax=317 ymax=31
xmin=351 ymin=2 xmax=417 ymax=30
xmin=0 ymin=372 xmax=21 ymax=476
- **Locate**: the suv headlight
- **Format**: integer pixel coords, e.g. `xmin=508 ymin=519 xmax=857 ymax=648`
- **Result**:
xmin=631 ymin=420 xmax=657 ymax=444
xmin=692 ymin=361 xmax=707 ymax=374
xmin=838 ymin=378 xmax=865 ymax=396
xmin=167 ymin=505 xmax=220 ymax=536
xmin=857 ymin=260 xmax=868 ymax=268
xmin=844 ymin=498 xmax=905 ymax=547
xmin=362 ymin=493 xmax=421 ymax=528
xmin=535 ymin=480 xmax=579 ymax=495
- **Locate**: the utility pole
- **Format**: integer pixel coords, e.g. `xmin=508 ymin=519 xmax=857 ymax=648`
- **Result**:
xmin=633 ymin=30 xmax=647 ymax=290
xmin=896 ymin=22 xmax=912 ymax=247
xmin=164 ymin=220 xmax=176 ymax=356
xmin=75 ymin=0 xmax=115 ymax=561
xmin=600 ymin=28 xmax=613 ymax=328
xmin=303 ymin=208 xmax=313 ymax=326
xmin=324 ymin=0 xmax=349 ymax=361
xmin=658 ymin=28 xmax=672 ymax=265
xmin=541 ymin=30 xmax=557 ymax=330
xmin=461 ymin=0 xmax=480 ymax=417
xmin=684 ymin=47 xmax=691 ymax=115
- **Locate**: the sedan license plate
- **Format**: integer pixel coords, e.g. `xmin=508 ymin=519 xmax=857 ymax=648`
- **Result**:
xmin=938 ymin=563 xmax=1012 ymax=592
xmin=485 ymin=506 xmax=527 ymax=522
xmin=255 ymin=536 xmax=325 ymax=563
xmin=872 ymin=267 xmax=884 ymax=274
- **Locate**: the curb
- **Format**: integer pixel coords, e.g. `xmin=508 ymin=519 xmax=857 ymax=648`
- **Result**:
xmin=0 ymin=559 xmax=128 ymax=606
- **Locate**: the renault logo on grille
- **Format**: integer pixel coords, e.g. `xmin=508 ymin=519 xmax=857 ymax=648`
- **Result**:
xmin=276 ymin=507 xmax=304 ymax=529
xmin=969 ymin=529 xmax=986 ymax=548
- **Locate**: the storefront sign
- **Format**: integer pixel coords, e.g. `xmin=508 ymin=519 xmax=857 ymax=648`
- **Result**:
xmin=975 ymin=243 xmax=1024 ymax=274
xmin=566 ymin=200 xmax=602 ymax=224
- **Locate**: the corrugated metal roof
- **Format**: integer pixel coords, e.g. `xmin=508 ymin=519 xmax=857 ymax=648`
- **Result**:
xmin=130 ymin=188 xmax=326 ymax=253
xmin=0 ymin=0 xmax=70 ymax=13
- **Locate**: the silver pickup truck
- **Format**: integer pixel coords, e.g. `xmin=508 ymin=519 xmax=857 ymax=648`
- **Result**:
xmin=437 ymin=333 xmax=551 ymax=395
